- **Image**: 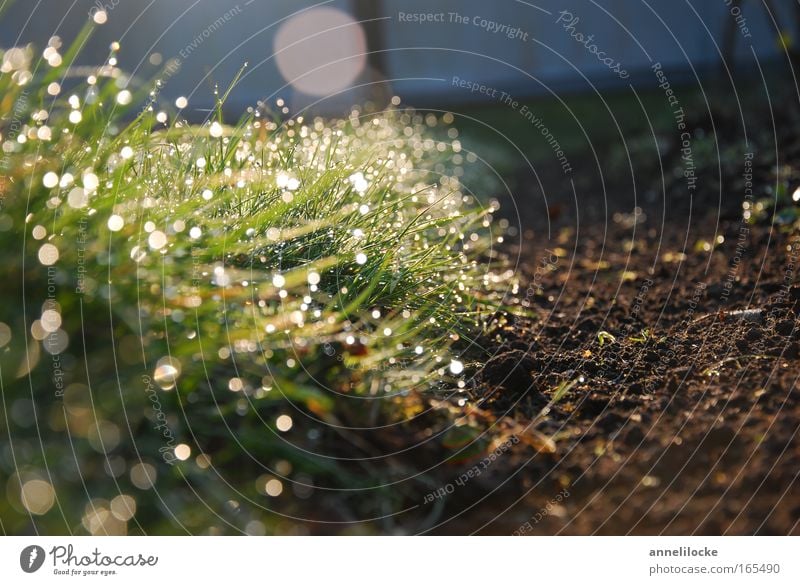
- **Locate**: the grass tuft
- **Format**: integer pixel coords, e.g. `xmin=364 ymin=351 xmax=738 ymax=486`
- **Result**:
xmin=0 ymin=27 xmax=513 ymax=533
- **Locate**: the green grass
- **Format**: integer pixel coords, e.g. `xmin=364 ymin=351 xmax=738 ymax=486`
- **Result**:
xmin=0 ymin=30 xmax=512 ymax=534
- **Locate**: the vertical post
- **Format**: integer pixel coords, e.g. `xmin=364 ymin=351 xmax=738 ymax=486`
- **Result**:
xmin=351 ymin=0 xmax=390 ymax=105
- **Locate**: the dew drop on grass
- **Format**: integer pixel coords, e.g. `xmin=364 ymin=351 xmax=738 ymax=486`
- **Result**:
xmin=276 ymin=415 xmax=293 ymax=432
xmin=92 ymin=10 xmax=108 ymax=24
xmin=130 ymin=246 xmax=146 ymax=263
xmin=153 ymin=357 xmax=181 ymax=390
xmin=355 ymin=252 xmax=367 ymax=265
xmin=175 ymin=96 xmax=188 ymax=109
xmin=20 ymin=479 xmax=55 ymax=515
xmin=82 ymin=172 xmax=99 ymax=192
xmin=107 ymin=214 xmax=124 ymax=232
xmin=42 ymin=172 xmax=59 ymax=188
xmin=272 ymin=274 xmax=286 ymax=288
xmin=265 ymin=479 xmax=283 ymax=496
xmin=109 ymin=495 xmax=136 ymax=521
xmin=116 ymin=90 xmax=132 ymax=105
xmin=449 ymin=360 xmax=464 ymax=375
xmin=148 ymin=230 xmax=167 ymax=250
xmin=67 ymin=187 xmax=88 ymax=209
xmin=40 ymin=309 xmax=61 ymax=332
xmin=37 ymin=243 xmax=59 ymax=265
xmin=174 ymin=444 xmax=191 ymax=461
xmin=209 ymin=121 xmax=223 ymax=138
xmin=349 ymin=172 xmax=368 ymax=193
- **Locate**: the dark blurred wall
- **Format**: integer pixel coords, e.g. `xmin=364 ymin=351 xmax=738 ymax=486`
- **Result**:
xmin=1 ymin=0 xmax=796 ymax=113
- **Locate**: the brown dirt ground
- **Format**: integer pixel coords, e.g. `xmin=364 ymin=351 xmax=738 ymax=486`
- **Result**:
xmin=420 ymin=121 xmax=800 ymax=536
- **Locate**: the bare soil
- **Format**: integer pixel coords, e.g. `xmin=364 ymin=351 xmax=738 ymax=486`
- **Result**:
xmin=424 ymin=103 xmax=800 ymax=535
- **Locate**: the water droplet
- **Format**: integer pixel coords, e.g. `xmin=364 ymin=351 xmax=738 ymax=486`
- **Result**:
xmin=110 ymin=495 xmax=136 ymax=521
xmin=40 ymin=309 xmax=61 ymax=333
xmin=130 ymin=246 xmax=146 ymax=263
xmin=107 ymin=214 xmax=124 ymax=231
xmin=59 ymin=173 xmax=74 ymax=188
xmin=276 ymin=415 xmax=293 ymax=432
xmin=20 ymin=479 xmax=55 ymax=515
xmin=174 ymin=443 xmax=191 ymax=461
xmin=449 ymin=360 xmax=464 ymax=375
xmin=148 ymin=230 xmax=167 ymax=250
xmin=130 ymin=463 xmax=156 ymax=489
xmin=349 ymin=172 xmax=368 ymax=193
xmin=82 ymin=172 xmax=99 ymax=192
xmin=43 ymin=329 xmax=68 ymax=354
xmin=42 ymin=172 xmax=59 ymax=188
xmin=153 ymin=358 xmax=181 ymax=390
xmin=37 ymin=243 xmax=59 ymax=265
xmin=355 ymin=252 xmax=367 ymax=265
xmin=265 ymin=478 xmax=283 ymax=496
xmin=67 ymin=187 xmax=88 ymax=208
xmin=116 ymin=90 xmax=132 ymax=105
xmin=209 ymin=121 xmax=223 ymax=138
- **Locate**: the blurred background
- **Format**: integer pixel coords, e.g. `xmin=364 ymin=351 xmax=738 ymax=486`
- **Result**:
xmin=1 ymin=0 xmax=797 ymax=114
